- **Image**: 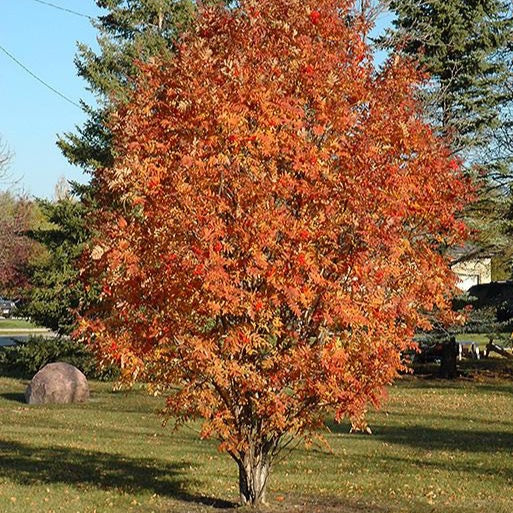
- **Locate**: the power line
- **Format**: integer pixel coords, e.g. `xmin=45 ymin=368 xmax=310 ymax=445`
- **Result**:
xmin=0 ymin=43 xmax=82 ymax=109
xmin=29 ymin=0 xmax=94 ymax=21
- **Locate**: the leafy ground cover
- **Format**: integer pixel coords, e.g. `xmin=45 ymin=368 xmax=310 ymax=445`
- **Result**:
xmin=0 ymin=375 xmax=512 ymax=513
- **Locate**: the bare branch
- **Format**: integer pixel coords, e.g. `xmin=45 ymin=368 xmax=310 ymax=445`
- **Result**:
xmin=0 ymin=137 xmax=12 ymax=180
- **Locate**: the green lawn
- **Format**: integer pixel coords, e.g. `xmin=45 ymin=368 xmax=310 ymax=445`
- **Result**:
xmin=0 ymin=376 xmax=512 ymax=513
xmin=0 ymin=319 xmax=39 ymax=330
xmin=455 ymin=333 xmax=490 ymax=346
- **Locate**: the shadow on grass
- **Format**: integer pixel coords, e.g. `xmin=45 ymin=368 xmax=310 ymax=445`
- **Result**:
xmin=0 ymin=392 xmax=25 ymax=403
xmin=374 ymin=425 xmax=513 ymax=453
xmin=390 ymin=452 xmax=510 ymax=475
xmin=266 ymin=494 xmax=394 ymax=513
xmin=328 ymin=422 xmax=513 ymax=454
xmin=472 ymin=383 xmax=513 ymax=396
xmin=0 ymin=439 xmax=237 ymax=509
xmin=0 ymin=440 xmax=395 ymax=513
xmin=378 ymin=409 xmax=513 ymax=428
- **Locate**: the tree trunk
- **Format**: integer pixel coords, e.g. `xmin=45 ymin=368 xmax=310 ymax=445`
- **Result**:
xmin=439 ymin=337 xmax=458 ymax=379
xmin=237 ymin=447 xmax=272 ymax=507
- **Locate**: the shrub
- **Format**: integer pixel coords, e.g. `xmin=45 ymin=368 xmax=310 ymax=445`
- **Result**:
xmin=0 ymin=336 xmax=118 ymax=380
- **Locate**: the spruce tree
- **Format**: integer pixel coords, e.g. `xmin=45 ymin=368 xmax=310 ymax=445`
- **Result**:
xmin=384 ymin=0 xmax=513 ymax=257
xmin=24 ymin=198 xmax=90 ymax=334
xmin=385 ymin=1 xmax=512 ymax=153
xmin=58 ymin=0 xmax=198 ymax=171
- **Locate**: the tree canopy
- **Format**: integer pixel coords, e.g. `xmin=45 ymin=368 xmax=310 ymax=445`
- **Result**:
xmin=81 ymin=0 xmax=471 ymax=504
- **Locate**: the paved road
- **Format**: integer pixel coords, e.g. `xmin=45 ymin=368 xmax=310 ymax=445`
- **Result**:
xmin=0 ymin=335 xmax=26 ymax=347
xmin=0 ymin=332 xmax=56 ymax=347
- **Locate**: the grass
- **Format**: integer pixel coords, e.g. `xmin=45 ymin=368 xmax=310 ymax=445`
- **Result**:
xmin=0 ymin=376 xmax=513 ymax=513
xmin=0 ymin=319 xmax=40 ymax=331
xmin=455 ymin=333 xmax=491 ymax=347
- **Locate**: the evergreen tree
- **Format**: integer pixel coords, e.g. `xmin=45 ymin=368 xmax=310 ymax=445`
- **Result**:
xmin=383 ymin=1 xmax=513 ymax=255
xmin=385 ymin=0 xmax=512 ymax=154
xmin=24 ymin=199 xmax=90 ymax=334
xmin=58 ymin=0 xmax=199 ymax=171
xmin=27 ymin=2 xmax=220 ymax=331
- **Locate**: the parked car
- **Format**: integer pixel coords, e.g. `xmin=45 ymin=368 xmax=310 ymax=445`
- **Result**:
xmin=0 ymin=298 xmax=16 ymax=318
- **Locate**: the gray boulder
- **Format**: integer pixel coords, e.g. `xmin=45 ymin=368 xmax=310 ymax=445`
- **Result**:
xmin=25 ymin=362 xmax=90 ymax=405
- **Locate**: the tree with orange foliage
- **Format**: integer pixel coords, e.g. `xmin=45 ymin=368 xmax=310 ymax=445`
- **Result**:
xmin=81 ymin=0 xmax=470 ymax=505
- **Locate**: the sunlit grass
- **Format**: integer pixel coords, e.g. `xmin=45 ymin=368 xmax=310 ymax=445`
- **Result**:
xmin=0 ymin=376 xmax=512 ymax=512
xmin=0 ymin=319 xmax=40 ymax=331
xmin=455 ymin=333 xmax=491 ymax=346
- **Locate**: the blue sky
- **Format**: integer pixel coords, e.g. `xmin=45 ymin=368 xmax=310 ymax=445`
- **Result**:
xmin=1 ymin=1 xmax=392 ymax=199
xmin=1 ymin=0 xmax=102 ymax=198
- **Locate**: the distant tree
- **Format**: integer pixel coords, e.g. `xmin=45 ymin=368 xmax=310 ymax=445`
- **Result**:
xmin=81 ymin=0 xmax=470 ymax=504
xmin=0 ymin=137 xmax=14 ymax=185
xmin=0 ymin=142 xmax=7 ymax=167
xmin=53 ymin=176 xmax=71 ymax=202
xmin=0 ymin=192 xmax=40 ymax=297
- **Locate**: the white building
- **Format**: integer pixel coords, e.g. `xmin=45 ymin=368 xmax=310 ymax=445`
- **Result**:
xmin=452 ymin=257 xmax=492 ymax=291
